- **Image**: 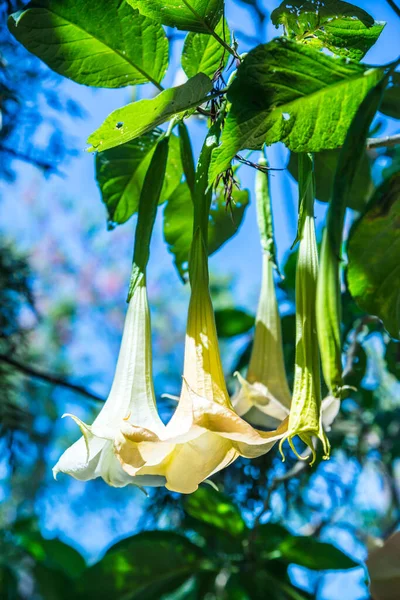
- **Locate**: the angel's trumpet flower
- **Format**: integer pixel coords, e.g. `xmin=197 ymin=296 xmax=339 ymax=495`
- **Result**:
xmin=53 ymin=139 xmax=170 ymax=487
xmin=232 ymin=162 xmax=291 ymax=429
xmin=114 ymin=130 xmax=288 ymax=494
xmin=278 ymin=154 xmax=331 ymax=465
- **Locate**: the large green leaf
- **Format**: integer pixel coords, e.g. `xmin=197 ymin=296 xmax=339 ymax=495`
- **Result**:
xmin=96 ymin=130 xmax=182 ymax=226
xmin=271 ymin=0 xmax=384 ymax=61
xmin=288 ymin=148 xmax=374 ymax=211
xmin=8 ymin=0 xmax=168 ymax=88
xmin=88 ymin=73 xmax=213 ymax=152
xmin=347 ymin=172 xmax=400 ymax=340
xmin=182 ymin=17 xmax=230 ymax=79
xmin=79 ymin=531 xmax=209 ymax=600
xmin=163 ymin=182 xmax=249 ymax=280
xmin=209 ymin=39 xmax=384 ymax=181
xmin=127 ymin=0 xmax=224 ymax=33
xmin=184 ymin=486 xmax=246 ymax=537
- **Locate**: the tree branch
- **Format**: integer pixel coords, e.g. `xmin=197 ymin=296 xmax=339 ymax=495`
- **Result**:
xmin=0 ymin=354 xmax=105 ymax=403
xmin=386 ymin=0 xmax=400 ymax=20
xmin=366 ymin=133 xmax=400 ymax=150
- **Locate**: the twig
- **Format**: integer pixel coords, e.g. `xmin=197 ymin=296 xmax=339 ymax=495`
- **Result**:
xmin=366 ymin=133 xmax=400 ymax=150
xmin=0 ymin=354 xmax=105 ymax=403
xmin=386 ymin=0 xmax=400 ymax=19
xmin=0 ymin=146 xmax=65 ymax=176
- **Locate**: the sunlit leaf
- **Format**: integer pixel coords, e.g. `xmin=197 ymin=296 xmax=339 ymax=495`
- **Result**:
xmin=271 ymin=0 xmax=384 ymax=61
xmin=184 ymin=486 xmax=246 ymax=537
xmin=127 ymin=0 xmax=224 ymax=33
xmin=182 ymin=17 xmax=230 ymax=79
xmin=209 ymin=39 xmax=384 ymax=181
xmin=347 ymin=172 xmax=400 ymax=340
xmin=96 ymin=131 xmax=182 ymax=226
xmin=8 ymin=0 xmax=168 ymax=88
xmin=88 ymin=74 xmax=213 ymax=152
xmin=79 ymin=531 xmax=209 ymax=599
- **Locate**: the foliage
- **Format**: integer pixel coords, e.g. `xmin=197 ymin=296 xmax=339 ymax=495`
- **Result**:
xmin=2 ymin=0 xmax=400 ymax=598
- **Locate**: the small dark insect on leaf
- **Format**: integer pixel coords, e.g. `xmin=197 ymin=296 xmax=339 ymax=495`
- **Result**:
xmin=115 ymin=122 xmax=123 ymax=129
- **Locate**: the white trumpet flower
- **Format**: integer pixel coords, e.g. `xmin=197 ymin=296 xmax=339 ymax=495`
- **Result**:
xmin=53 ymin=275 xmax=166 ymax=488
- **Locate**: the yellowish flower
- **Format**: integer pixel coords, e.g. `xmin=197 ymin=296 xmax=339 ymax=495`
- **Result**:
xmin=114 ymin=230 xmax=288 ymax=494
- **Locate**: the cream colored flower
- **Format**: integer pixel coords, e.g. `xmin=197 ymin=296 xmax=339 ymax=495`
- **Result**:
xmin=114 ymin=230 xmax=288 ymax=494
xmin=53 ymin=275 xmax=166 ymax=488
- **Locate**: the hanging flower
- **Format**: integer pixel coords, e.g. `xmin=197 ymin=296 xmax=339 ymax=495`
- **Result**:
xmin=53 ymin=276 xmax=167 ymax=488
xmin=114 ymin=230 xmax=288 ymax=494
xmin=278 ymin=154 xmax=330 ymax=465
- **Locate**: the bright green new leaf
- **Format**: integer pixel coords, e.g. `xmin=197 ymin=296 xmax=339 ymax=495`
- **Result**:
xmin=271 ymin=0 xmax=384 ymax=61
xmin=184 ymin=486 xmax=246 ymax=537
xmin=127 ymin=0 xmax=224 ymax=33
xmin=347 ymin=173 xmax=400 ymax=340
xmin=209 ymin=38 xmax=384 ymax=181
xmin=163 ymin=182 xmax=249 ymax=280
xmin=87 ymin=73 xmax=213 ymax=152
xmin=288 ymin=148 xmax=374 ymax=211
xmin=96 ymin=131 xmax=182 ymax=226
xmin=182 ymin=17 xmax=230 ymax=79
xmin=8 ymin=0 xmax=168 ymax=88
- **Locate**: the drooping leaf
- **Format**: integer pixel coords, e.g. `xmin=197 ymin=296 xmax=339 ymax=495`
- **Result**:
xmin=288 ymin=148 xmax=374 ymax=211
xmin=209 ymin=39 xmax=384 ymax=181
xmin=182 ymin=17 xmax=230 ymax=79
xmin=215 ymin=308 xmax=254 ymax=338
xmin=184 ymin=486 xmax=246 ymax=537
xmin=88 ymin=73 xmax=213 ymax=152
xmin=79 ymin=531 xmax=209 ymax=600
xmin=8 ymin=0 xmax=168 ymax=88
xmin=271 ymin=0 xmax=384 ymax=61
xmin=96 ymin=131 xmax=182 ymax=226
xmin=163 ymin=182 xmax=249 ymax=280
xmin=347 ymin=172 xmax=400 ymax=340
xmin=380 ymin=72 xmax=400 ymax=119
xmin=127 ymin=0 xmax=224 ymax=33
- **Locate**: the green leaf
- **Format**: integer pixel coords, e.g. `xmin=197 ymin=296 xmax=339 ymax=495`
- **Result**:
xmin=79 ymin=531 xmax=208 ymax=600
xmin=163 ymin=182 xmax=249 ymax=280
xmin=215 ymin=308 xmax=254 ymax=338
xmin=16 ymin=532 xmax=86 ymax=579
xmin=288 ymin=148 xmax=374 ymax=211
xmin=96 ymin=130 xmax=182 ymax=226
xmin=182 ymin=17 xmax=230 ymax=79
xmin=380 ymin=72 xmax=400 ymax=119
xmin=271 ymin=0 xmax=384 ymax=61
xmin=88 ymin=73 xmax=213 ymax=152
xmin=178 ymin=122 xmax=196 ymax=195
xmin=184 ymin=486 xmax=246 ymax=537
xmin=277 ymin=535 xmax=359 ymax=571
xmin=8 ymin=0 xmax=168 ymax=88
xmin=347 ymin=172 xmax=400 ymax=340
xmin=209 ymin=38 xmax=384 ymax=181
xmin=127 ymin=0 xmax=224 ymax=33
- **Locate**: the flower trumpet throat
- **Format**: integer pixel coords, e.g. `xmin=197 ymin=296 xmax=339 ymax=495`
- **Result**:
xmin=115 ymin=229 xmax=288 ymax=494
xmin=279 ymin=155 xmax=330 ymax=464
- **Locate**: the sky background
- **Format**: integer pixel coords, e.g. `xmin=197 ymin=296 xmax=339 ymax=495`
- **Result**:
xmin=0 ymin=1 xmax=399 ymax=598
